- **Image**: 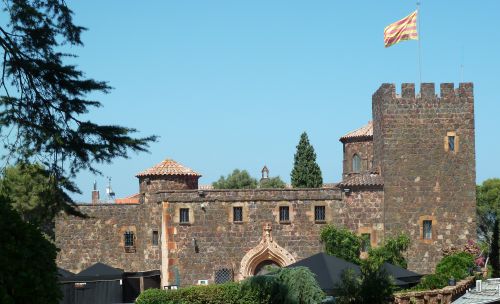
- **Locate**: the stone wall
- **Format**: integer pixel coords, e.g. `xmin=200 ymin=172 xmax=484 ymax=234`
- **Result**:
xmin=55 ymin=203 xmax=161 ymax=273
xmin=373 ymin=83 xmax=476 ymax=274
xmin=155 ymin=188 xmax=385 ymax=287
xmin=342 ymin=139 xmax=374 ymax=178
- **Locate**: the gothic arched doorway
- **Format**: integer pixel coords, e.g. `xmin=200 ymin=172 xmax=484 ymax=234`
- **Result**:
xmin=253 ymin=260 xmax=280 ymax=276
xmin=238 ymin=223 xmax=296 ymax=280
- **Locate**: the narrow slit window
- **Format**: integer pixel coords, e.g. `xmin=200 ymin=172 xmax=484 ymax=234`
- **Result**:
xmin=180 ymin=208 xmax=190 ymax=223
xmin=423 ymin=220 xmax=432 ymax=240
xmin=279 ymin=206 xmax=290 ymax=222
xmin=233 ymin=207 xmax=243 ymax=222
xmin=152 ymin=230 xmax=159 ymax=246
xmin=448 ymin=136 xmax=455 ymax=152
xmin=361 ymin=233 xmax=371 ymax=252
xmin=314 ymin=206 xmax=326 ymax=222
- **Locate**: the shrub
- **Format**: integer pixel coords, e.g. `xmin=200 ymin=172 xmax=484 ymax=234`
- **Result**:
xmin=414 ymin=252 xmax=475 ymax=290
xmin=0 ymin=198 xmax=61 ymax=304
xmin=275 ymin=267 xmax=325 ymax=304
xmin=320 ymin=225 xmax=361 ymax=264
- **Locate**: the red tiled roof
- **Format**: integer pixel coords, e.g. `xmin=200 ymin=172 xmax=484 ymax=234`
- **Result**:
xmin=115 ymin=193 xmax=140 ymax=204
xmin=136 ymin=159 xmax=201 ymax=177
xmin=339 ymin=173 xmax=383 ymax=188
xmin=340 ymin=121 xmax=373 ymax=142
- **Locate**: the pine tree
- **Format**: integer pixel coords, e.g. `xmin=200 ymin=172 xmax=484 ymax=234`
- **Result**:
xmin=291 ymin=132 xmax=323 ymax=188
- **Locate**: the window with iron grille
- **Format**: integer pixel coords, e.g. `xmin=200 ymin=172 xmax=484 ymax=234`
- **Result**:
xmin=152 ymin=230 xmax=159 ymax=246
xmin=423 ymin=220 xmax=432 ymax=240
xmin=314 ymin=206 xmax=326 ymax=222
xmin=123 ymin=231 xmax=135 ymax=247
xmin=214 ymin=268 xmax=233 ymax=284
xmin=279 ymin=206 xmax=289 ymax=222
xmin=233 ymin=207 xmax=243 ymax=222
xmin=361 ymin=233 xmax=371 ymax=252
xmin=180 ymin=208 xmax=190 ymax=223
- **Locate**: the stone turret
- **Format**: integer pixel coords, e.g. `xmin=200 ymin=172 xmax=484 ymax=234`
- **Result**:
xmin=136 ymin=159 xmax=201 ymax=194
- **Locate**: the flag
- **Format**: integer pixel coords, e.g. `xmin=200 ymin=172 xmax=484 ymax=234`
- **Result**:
xmin=384 ymin=10 xmax=418 ymax=48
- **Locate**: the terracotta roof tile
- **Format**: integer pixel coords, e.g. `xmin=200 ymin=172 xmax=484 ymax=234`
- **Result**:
xmin=115 ymin=193 xmax=140 ymax=204
xmin=340 ymin=121 xmax=373 ymax=142
xmin=136 ymin=159 xmax=201 ymax=177
xmin=339 ymin=173 xmax=383 ymax=188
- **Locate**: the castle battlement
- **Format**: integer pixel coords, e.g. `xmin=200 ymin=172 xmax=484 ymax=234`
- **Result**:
xmin=374 ymin=82 xmax=474 ymax=102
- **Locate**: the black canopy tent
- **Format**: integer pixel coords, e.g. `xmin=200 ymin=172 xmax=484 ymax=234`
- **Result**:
xmin=286 ymin=252 xmax=422 ymax=294
xmin=59 ymin=263 xmax=124 ymax=304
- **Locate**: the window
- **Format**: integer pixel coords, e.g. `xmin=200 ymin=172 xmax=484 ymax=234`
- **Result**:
xmin=423 ymin=220 xmax=432 ymax=240
xmin=445 ymin=131 xmax=458 ymax=153
xmin=314 ymin=206 xmax=326 ymax=222
xmin=180 ymin=208 xmax=190 ymax=223
xmin=279 ymin=206 xmax=290 ymax=222
xmin=361 ymin=233 xmax=371 ymax=252
xmin=352 ymin=154 xmax=361 ymax=173
xmin=214 ymin=268 xmax=233 ymax=284
xmin=448 ymin=136 xmax=455 ymax=152
xmin=233 ymin=207 xmax=243 ymax=222
xmin=152 ymin=230 xmax=159 ymax=246
xmin=124 ymin=231 xmax=135 ymax=252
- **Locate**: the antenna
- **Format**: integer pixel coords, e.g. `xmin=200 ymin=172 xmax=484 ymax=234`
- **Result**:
xmin=106 ymin=176 xmax=115 ymax=202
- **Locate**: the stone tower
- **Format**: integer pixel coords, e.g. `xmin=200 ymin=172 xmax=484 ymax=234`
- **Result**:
xmin=373 ymin=83 xmax=476 ymax=273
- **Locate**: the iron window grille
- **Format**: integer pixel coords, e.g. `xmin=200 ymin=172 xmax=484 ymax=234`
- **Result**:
xmin=279 ymin=206 xmax=290 ymax=222
xmin=180 ymin=208 xmax=190 ymax=223
xmin=423 ymin=220 xmax=432 ymax=240
xmin=124 ymin=231 xmax=136 ymax=253
xmin=314 ymin=206 xmax=326 ymax=222
xmin=152 ymin=230 xmax=159 ymax=246
xmin=361 ymin=233 xmax=371 ymax=252
xmin=214 ymin=268 xmax=233 ymax=284
xmin=233 ymin=207 xmax=243 ymax=222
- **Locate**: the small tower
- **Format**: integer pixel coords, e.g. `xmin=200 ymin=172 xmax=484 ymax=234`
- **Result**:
xmin=261 ymin=165 xmax=269 ymax=182
xmin=136 ymin=159 xmax=201 ymax=194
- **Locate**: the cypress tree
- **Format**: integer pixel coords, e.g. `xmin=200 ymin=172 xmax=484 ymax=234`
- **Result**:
xmin=291 ymin=132 xmax=323 ymax=188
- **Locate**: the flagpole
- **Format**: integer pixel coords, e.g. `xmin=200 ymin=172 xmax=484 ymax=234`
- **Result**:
xmin=417 ymin=2 xmax=422 ymax=87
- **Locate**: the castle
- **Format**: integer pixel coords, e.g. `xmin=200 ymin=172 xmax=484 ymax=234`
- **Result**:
xmin=55 ymin=83 xmax=477 ymax=289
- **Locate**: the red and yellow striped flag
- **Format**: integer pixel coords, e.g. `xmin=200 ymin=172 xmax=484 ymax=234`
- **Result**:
xmin=384 ymin=10 xmax=418 ymax=48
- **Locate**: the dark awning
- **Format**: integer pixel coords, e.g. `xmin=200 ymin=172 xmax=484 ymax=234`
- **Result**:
xmin=60 ymin=262 xmax=124 ymax=282
xmin=286 ymin=253 xmax=422 ymax=293
xmin=286 ymin=252 xmax=361 ymax=293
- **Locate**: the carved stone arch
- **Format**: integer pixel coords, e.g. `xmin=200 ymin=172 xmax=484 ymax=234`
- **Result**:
xmin=238 ymin=223 xmax=296 ymax=280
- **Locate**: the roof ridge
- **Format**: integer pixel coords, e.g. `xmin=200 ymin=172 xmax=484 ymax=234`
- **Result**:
xmin=340 ymin=121 xmax=373 ymax=142
xmin=136 ymin=158 xmax=201 ymax=177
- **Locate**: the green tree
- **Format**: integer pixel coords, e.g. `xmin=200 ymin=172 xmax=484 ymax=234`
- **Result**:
xmin=291 ymin=132 xmax=323 ymax=188
xmin=335 ymin=266 xmax=394 ymax=304
xmin=275 ymin=267 xmax=325 ymax=304
xmin=0 ymin=196 xmax=61 ymax=304
xmin=260 ymin=176 xmax=286 ymax=189
xmin=0 ymin=1 xmax=156 ymax=215
xmin=320 ymin=225 xmax=361 ymax=264
xmin=477 ymin=179 xmax=500 ymax=244
xmin=213 ymin=169 xmax=258 ymax=189
xmin=365 ymin=234 xmax=411 ymax=270
xmin=0 ymin=163 xmax=71 ymax=232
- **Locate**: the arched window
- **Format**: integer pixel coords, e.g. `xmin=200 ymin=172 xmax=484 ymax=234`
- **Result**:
xmin=352 ymin=154 xmax=361 ymax=173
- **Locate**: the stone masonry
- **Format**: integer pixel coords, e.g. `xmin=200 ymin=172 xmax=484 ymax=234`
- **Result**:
xmin=55 ymin=82 xmax=477 ymax=286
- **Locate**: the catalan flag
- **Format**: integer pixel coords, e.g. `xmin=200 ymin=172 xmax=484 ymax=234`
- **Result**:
xmin=384 ymin=10 xmax=418 ymax=48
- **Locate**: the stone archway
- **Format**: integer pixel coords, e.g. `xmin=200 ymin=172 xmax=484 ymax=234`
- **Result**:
xmin=238 ymin=223 xmax=296 ymax=280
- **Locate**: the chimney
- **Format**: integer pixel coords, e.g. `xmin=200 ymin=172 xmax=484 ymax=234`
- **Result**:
xmin=92 ymin=180 xmax=100 ymax=205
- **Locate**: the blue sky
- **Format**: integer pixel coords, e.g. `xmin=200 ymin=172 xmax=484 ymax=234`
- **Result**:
xmin=66 ymin=1 xmax=500 ymax=202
